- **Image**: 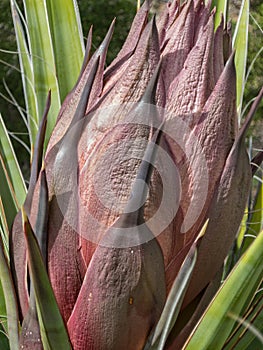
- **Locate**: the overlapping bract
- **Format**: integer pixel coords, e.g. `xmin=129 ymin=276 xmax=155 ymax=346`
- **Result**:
xmin=11 ymin=1 xmax=255 ymax=349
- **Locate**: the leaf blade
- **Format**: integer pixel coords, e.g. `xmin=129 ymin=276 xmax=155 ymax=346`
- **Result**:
xmin=212 ymin=0 xmax=229 ymax=29
xmin=183 ymin=229 xmax=263 ymax=350
xmin=232 ymin=0 xmax=249 ymax=118
xmin=46 ymin=0 xmax=84 ymax=101
xmin=0 ymin=239 xmax=19 ymax=350
xmin=10 ymin=0 xmax=39 ymax=145
xmin=23 ymin=0 xmax=61 ymax=143
xmin=22 ymin=208 xmax=72 ymax=350
xmin=0 ymin=113 xmax=26 ymax=207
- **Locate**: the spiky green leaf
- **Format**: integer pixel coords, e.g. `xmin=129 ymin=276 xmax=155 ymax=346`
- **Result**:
xmin=0 ymin=156 xmax=18 ymax=230
xmin=183 ymin=229 xmax=263 ymax=350
xmin=0 ymin=113 xmax=26 ymax=207
xmin=149 ymin=244 xmax=197 ymax=350
xmin=46 ymin=0 xmax=84 ymax=101
xmin=22 ymin=0 xmax=61 ymax=144
xmin=22 ymin=208 xmax=72 ymax=350
xmin=223 ymin=290 xmax=263 ymax=349
xmin=10 ymin=0 xmax=39 ymax=145
xmin=232 ymin=0 xmax=249 ymax=118
xmin=212 ymin=0 xmax=229 ymax=29
xmin=0 ymin=239 xmax=19 ymax=350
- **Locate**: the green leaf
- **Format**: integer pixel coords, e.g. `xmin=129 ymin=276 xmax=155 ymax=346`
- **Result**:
xmin=22 ymin=0 xmax=61 ymax=144
xmin=10 ymin=0 xmax=39 ymax=146
xmin=46 ymin=0 xmax=84 ymax=101
xmin=0 ymin=276 xmax=7 ymax=336
xmin=223 ymin=291 xmax=263 ymax=349
xmin=236 ymin=206 xmax=249 ymax=250
xmin=0 ymin=155 xmax=18 ymax=230
xmin=0 ymin=239 xmax=19 ymax=350
xmin=0 ymin=200 xmax=9 ymax=259
xmin=248 ymin=180 xmax=263 ymax=236
xmin=0 ymin=113 xmax=26 ymax=207
xmin=232 ymin=0 xmax=249 ymax=118
xmin=183 ymin=229 xmax=263 ymax=350
xmin=12 ymin=0 xmax=85 ymax=147
xmin=238 ymin=180 xmax=263 ymax=257
xmin=211 ymin=0 xmax=229 ymax=29
xmin=149 ymin=244 xmax=197 ymax=350
xmin=145 ymin=222 xmax=208 ymax=350
xmin=22 ymin=208 xmax=72 ymax=350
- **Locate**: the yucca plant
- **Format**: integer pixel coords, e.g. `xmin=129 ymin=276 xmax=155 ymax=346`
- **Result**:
xmin=0 ymin=0 xmax=263 ymax=349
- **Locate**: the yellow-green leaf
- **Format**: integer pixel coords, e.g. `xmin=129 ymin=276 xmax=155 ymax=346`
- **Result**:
xmin=184 ymin=229 xmax=263 ymax=350
xmin=232 ymin=0 xmax=249 ymax=118
xmin=0 ymin=239 xmax=19 ymax=350
xmin=22 ymin=208 xmax=72 ymax=349
xmin=23 ymin=0 xmax=61 ymax=144
xmin=0 ymin=113 xmax=26 ymax=207
xmin=46 ymin=0 xmax=84 ymax=101
xmin=11 ymin=0 xmax=39 ymax=146
xmin=211 ymin=0 xmax=229 ymax=29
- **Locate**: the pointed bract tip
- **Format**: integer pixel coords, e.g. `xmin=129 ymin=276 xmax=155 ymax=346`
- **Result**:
xmin=150 ymin=12 xmax=159 ymax=39
xmin=210 ymin=6 xmax=216 ymax=16
xmin=41 ymin=160 xmax=45 ymax=172
xmin=140 ymin=59 xmax=163 ymax=104
xmin=97 ymin=18 xmax=115 ymax=56
xmin=106 ymin=18 xmax=116 ymax=40
xmin=221 ymin=49 xmax=236 ymax=81
xmin=79 ymin=26 xmax=93 ymax=76
xmin=71 ymin=55 xmax=100 ymax=126
xmin=194 ymin=219 xmax=209 ymax=243
xmin=216 ymin=13 xmax=224 ymax=30
xmin=21 ymin=206 xmax=28 ymax=226
xmin=120 ymin=122 xmax=163 ymax=225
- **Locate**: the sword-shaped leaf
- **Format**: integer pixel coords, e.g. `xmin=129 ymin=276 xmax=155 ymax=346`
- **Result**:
xmin=0 ymin=155 xmax=18 ymax=230
xmin=223 ymin=291 xmax=263 ymax=349
xmin=10 ymin=0 xmax=39 ymax=145
xmin=22 ymin=0 xmax=61 ymax=144
xmin=10 ymin=92 xmax=50 ymax=319
xmin=19 ymin=169 xmax=49 ymax=349
xmin=0 ymin=238 xmax=19 ymax=350
xmin=211 ymin=0 xmax=229 ymax=29
xmin=183 ymin=229 xmax=263 ymax=350
xmin=22 ymin=208 xmax=72 ymax=350
xmin=147 ymin=222 xmax=208 ymax=350
xmin=45 ymin=0 xmax=84 ymax=102
xmin=0 ymin=113 xmax=26 ymax=208
xmin=232 ymin=0 xmax=249 ymax=118
xmin=239 ymin=178 xmax=263 ymax=256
